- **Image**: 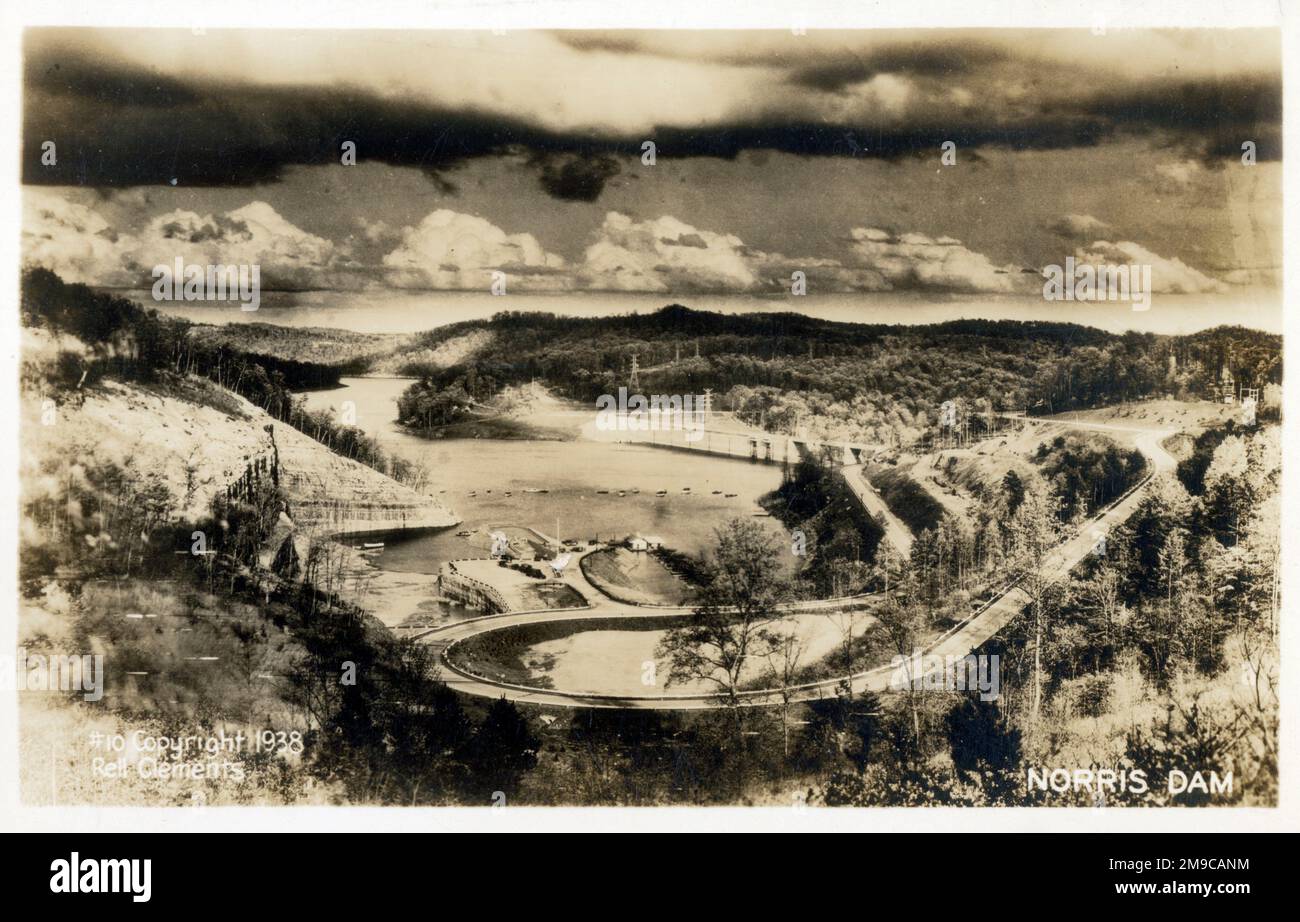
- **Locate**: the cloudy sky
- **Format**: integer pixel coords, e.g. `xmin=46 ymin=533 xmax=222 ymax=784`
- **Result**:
xmin=22 ymin=28 xmax=1281 ymax=297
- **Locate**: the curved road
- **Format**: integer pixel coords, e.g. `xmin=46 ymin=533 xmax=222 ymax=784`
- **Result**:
xmin=420 ymin=419 xmax=1175 ymax=710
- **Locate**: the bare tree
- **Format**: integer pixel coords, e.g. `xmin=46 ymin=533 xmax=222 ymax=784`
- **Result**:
xmin=1005 ymin=486 xmax=1059 ymax=732
xmin=1083 ymin=558 xmax=1126 ymax=653
xmin=656 ymin=519 xmax=787 ymax=739
xmin=824 ymin=607 xmax=866 ymax=703
xmin=876 ymin=579 xmax=927 ymax=743
xmin=763 ymin=629 xmax=806 ymax=758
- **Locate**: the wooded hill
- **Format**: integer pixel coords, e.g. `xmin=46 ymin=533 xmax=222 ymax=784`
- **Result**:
xmin=395 ymin=305 xmax=1281 ymax=444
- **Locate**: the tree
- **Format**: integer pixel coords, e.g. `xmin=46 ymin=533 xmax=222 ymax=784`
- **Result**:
xmin=797 ymin=693 xmax=881 ymax=774
xmin=872 ymin=538 xmax=905 ymax=597
xmin=656 ymin=519 xmax=788 ymax=738
xmin=1201 ymin=435 xmax=1251 ymax=545
xmin=945 ymin=696 xmax=1022 ymax=800
xmin=1002 ymin=469 xmax=1026 ymax=516
xmin=1078 ymin=554 xmax=1128 ymax=669
xmin=823 ymin=606 xmax=869 ymax=704
xmin=271 ymin=533 xmax=301 ymax=581
xmin=876 ymin=575 xmax=927 ymax=743
xmin=464 ymin=697 xmax=540 ymax=801
xmin=1122 ymin=697 xmax=1243 ymax=806
xmin=1005 ymin=486 xmax=1060 ymax=733
xmin=763 ymin=629 xmax=806 ymax=759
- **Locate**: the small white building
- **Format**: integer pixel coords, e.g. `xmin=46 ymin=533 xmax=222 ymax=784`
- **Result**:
xmin=643 ymin=535 xmax=664 ymax=550
xmin=627 ymin=535 xmax=649 ymax=552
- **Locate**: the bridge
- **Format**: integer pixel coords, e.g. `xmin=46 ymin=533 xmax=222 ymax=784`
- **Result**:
xmin=631 ymin=421 xmax=877 ymax=467
xmin=628 ymin=422 xmax=912 ymax=553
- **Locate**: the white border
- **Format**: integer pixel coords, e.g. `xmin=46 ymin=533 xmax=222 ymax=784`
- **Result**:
xmin=0 ymin=0 xmax=1294 ymax=833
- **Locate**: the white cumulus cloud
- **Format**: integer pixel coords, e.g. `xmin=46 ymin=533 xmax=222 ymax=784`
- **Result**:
xmin=580 ymin=212 xmax=758 ymax=292
xmin=1073 ymin=240 xmax=1227 ymax=294
xmin=1048 ymin=213 xmax=1113 ymax=239
xmin=22 ymin=191 xmax=345 ymax=289
xmin=22 ymin=190 xmax=124 ymax=285
xmin=122 ymin=201 xmax=340 ymax=288
xmin=847 ymin=227 xmax=1018 ymax=292
xmin=382 ymin=209 xmax=568 ymax=290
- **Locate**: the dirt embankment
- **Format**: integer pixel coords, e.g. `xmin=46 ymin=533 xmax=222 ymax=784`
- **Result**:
xmin=27 ymin=375 xmax=459 ymax=534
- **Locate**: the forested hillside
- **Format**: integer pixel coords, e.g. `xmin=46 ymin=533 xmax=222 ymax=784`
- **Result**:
xmin=396 ymin=307 xmax=1281 ymax=445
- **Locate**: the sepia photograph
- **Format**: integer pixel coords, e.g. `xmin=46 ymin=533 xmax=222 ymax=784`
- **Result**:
xmin=2 ymin=1 xmax=1293 ymax=849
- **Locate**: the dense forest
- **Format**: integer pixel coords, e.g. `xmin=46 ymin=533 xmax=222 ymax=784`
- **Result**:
xmin=765 ymin=454 xmax=886 ymax=597
xmin=395 ymin=306 xmax=1281 ymax=446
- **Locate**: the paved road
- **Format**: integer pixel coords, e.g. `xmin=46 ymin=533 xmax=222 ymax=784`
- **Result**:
xmin=420 ymin=420 xmax=1175 ymax=710
xmin=840 ymin=464 xmax=915 ymax=556
xmin=420 ymin=546 xmax=877 ymax=709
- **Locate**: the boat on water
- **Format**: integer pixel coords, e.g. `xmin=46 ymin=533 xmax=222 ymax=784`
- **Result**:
xmin=455 ymin=530 xmax=473 ymax=537
xmin=711 ymin=490 xmax=722 ymax=494
xmin=724 ymin=493 xmax=738 ymax=498
xmin=596 ymin=489 xmax=609 ymax=494
xmin=362 ymin=542 xmax=385 ymax=550
xmin=655 ymin=489 xmax=668 ymax=496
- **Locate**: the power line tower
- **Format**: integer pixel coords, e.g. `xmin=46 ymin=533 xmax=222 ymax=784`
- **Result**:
xmin=629 ymin=354 xmax=640 ymax=391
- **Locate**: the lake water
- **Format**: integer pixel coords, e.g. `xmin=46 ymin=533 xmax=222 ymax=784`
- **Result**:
xmin=297 ymin=377 xmax=791 ymax=580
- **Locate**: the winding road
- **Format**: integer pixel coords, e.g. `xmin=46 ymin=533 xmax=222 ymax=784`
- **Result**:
xmin=419 ymin=417 xmax=1176 ymax=710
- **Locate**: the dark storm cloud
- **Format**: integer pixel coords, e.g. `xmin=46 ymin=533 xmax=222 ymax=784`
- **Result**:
xmin=548 ymin=33 xmax=646 ymax=56
xmin=531 ymin=152 xmax=622 ymax=201
xmin=29 ymin=53 xmax=201 ymax=108
xmin=23 ymin=40 xmax=632 ymax=195
xmin=1075 ymin=75 xmax=1283 ymax=161
xmin=787 ymin=42 xmax=1011 ymax=90
xmin=650 ymin=119 xmax=1109 ymax=159
xmin=23 ymin=34 xmax=1281 ymax=197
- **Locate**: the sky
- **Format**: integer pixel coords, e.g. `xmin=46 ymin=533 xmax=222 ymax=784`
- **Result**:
xmin=21 ymin=28 xmax=1282 ymax=301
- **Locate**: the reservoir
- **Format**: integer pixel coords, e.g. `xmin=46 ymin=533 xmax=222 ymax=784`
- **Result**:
xmin=297 ymin=376 xmax=791 ymax=581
